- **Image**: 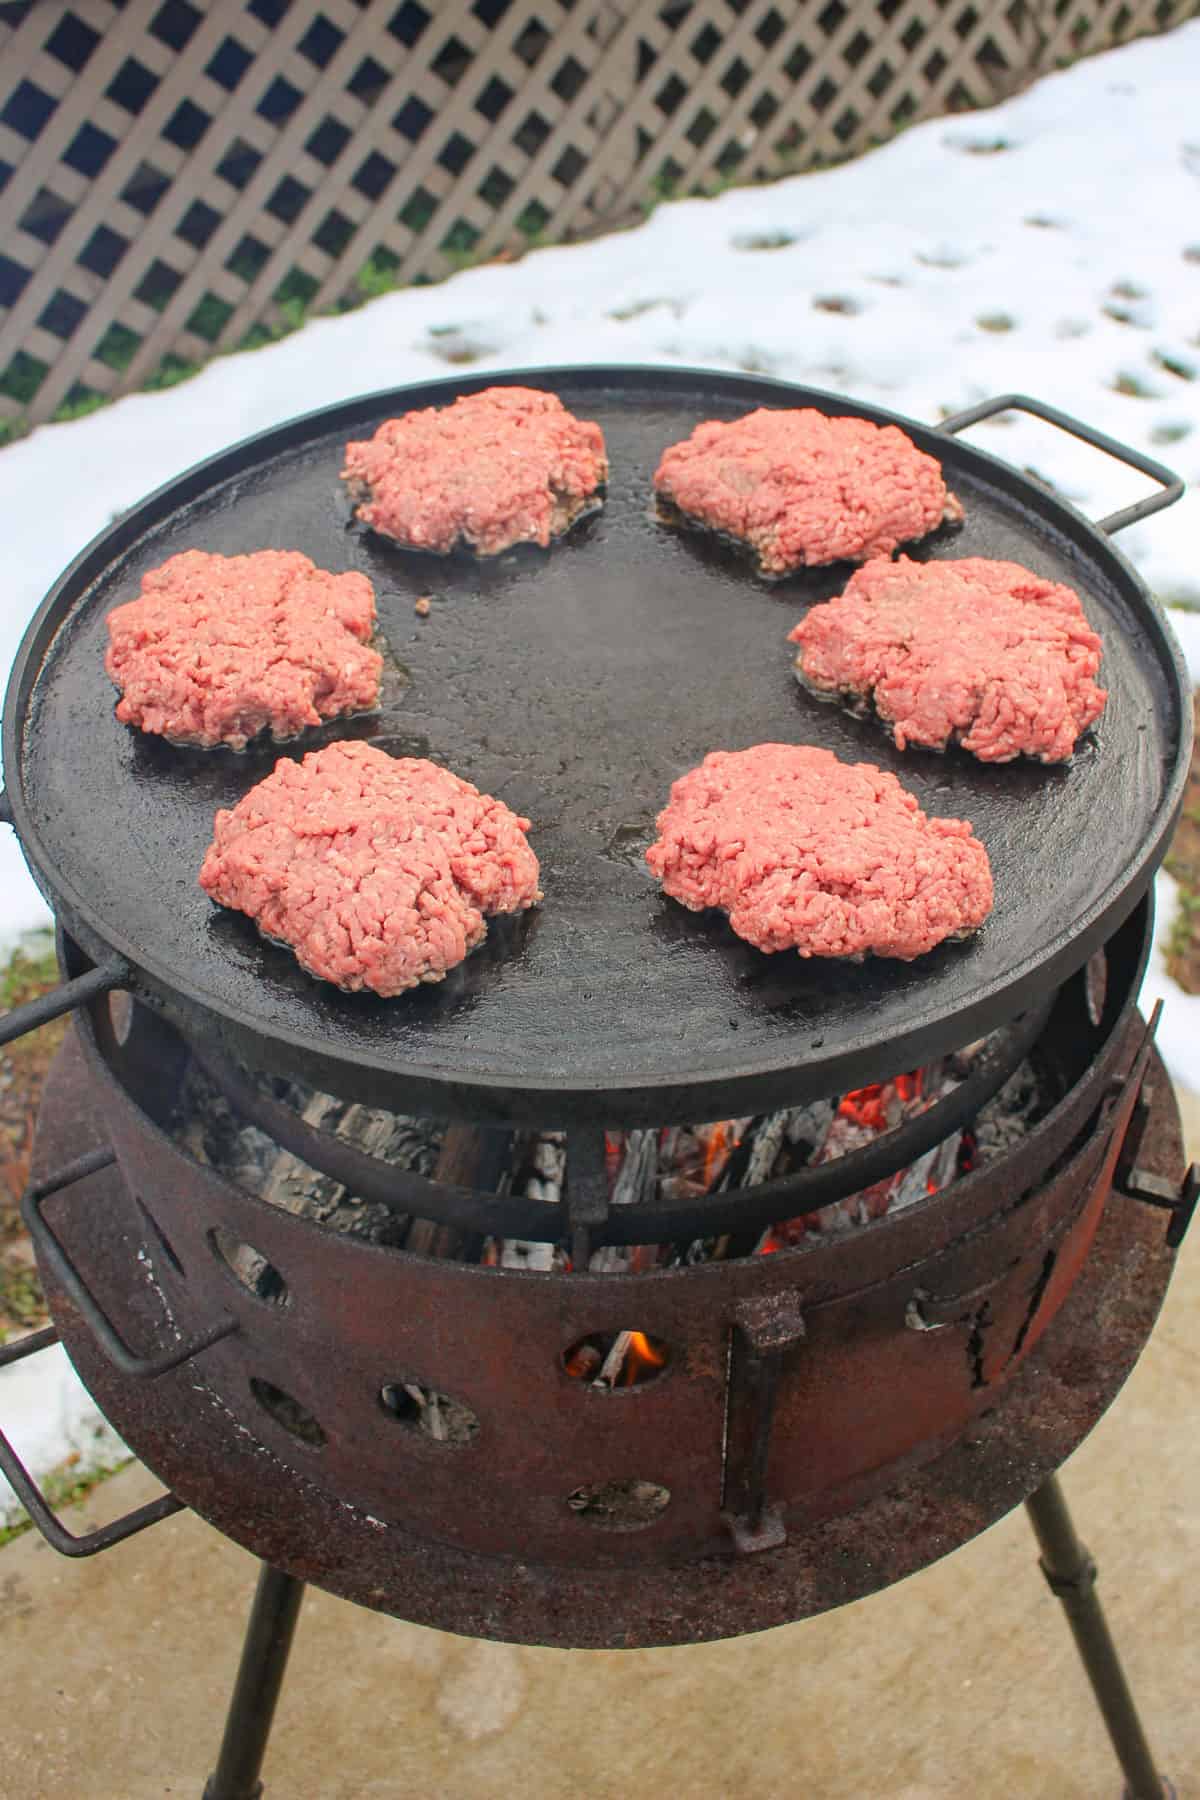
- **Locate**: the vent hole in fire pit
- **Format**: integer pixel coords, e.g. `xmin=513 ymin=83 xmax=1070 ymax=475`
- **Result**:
xmin=108 ymin=989 xmax=133 ymax=1046
xmin=567 ymin=1479 xmax=671 ymax=1530
xmin=208 ymin=1228 xmax=289 ymax=1306
xmin=562 ymin=1330 xmax=671 ymax=1387
xmin=378 ymin=1381 xmax=480 ymax=1445
xmin=249 ymin=1377 xmax=326 ymax=1448
xmin=1085 ymin=951 xmax=1108 ymax=1028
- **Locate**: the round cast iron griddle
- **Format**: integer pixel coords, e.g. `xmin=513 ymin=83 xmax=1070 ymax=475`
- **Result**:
xmin=2 ymin=367 xmax=1191 ymax=1125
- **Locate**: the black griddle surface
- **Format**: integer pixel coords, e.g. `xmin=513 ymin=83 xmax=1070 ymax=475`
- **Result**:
xmin=7 ymin=368 xmax=1190 ymax=1124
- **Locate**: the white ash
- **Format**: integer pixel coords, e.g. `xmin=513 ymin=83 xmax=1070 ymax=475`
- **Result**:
xmin=172 ymin=1036 xmax=1044 ymax=1275
xmin=481 ymin=1131 xmax=568 ymax=1268
xmin=971 ymin=1062 xmax=1044 ymax=1160
xmin=174 ymin=1060 xmax=443 ymax=1245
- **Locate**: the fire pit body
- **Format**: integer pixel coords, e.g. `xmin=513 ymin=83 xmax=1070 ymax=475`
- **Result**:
xmin=0 ymin=374 xmax=1194 ymax=1798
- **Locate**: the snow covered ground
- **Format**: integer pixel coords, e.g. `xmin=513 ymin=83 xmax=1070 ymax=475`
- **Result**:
xmin=2 ymin=17 xmax=1200 ymax=1516
xmin=0 ymin=1340 xmax=128 ymax=1527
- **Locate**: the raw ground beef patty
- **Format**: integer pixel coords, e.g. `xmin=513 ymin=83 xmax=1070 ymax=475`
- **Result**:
xmin=105 ymin=549 xmax=382 ymax=751
xmin=645 ymin=744 xmax=992 ymax=960
xmin=653 ymin=408 xmax=962 ymax=576
xmin=341 ymin=386 xmax=608 ymax=556
xmin=789 ymin=555 xmax=1107 ymax=763
xmin=199 ymin=741 xmax=541 ymax=995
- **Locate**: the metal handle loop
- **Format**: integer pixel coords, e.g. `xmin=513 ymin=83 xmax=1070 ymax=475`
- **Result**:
xmin=938 ymin=392 xmax=1184 ymax=534
xmin=0 ymin=1326 xmax=184 ymax=1555
xmin=0 ymin=955 xmax=130 ymax=1050
xmin=22 ymin=1149 xmax=237 ymax=1379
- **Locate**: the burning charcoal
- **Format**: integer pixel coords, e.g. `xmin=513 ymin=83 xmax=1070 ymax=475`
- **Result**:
xmin=948 ymin=1038 xmax=991 ymax=1078
xmin=532 ymin=1133 xmax=566 ymax=1182
xmin=658 ymin=1120 xmax=751 ymax=1200
xmin=173 ymin=1061 xmax=441 ymax=1245
xmin=677 ymin=1235 xmax=731 ymax=1265
xmin=972 ymin=1062 xmax=1043 ymax=1160
xmin=588 ymin=1244 xmax=635 ymax=1274
xmin=381 ymin=1381 xmax=479 ymax=1445
xmin=483 ymin=1131 xmax=568 ymax=1267
xmin=563 ymin=1331 xmax=670 ymax=1387
xmin=743 ymin=1109 xmax=810 ymax=1185
xmin=498 ymin=1239 xmax=558 ymax=1272
xmin=612 ymin=1130 xmax=657 ymax=1206
xmin=563 ymin=1342 xmax=604 ymax=1379
xmin=784 ymin=1100 xmax=837 ymax=1150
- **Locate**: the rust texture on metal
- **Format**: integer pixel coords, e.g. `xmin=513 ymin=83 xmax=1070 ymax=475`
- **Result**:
xmin=62 ymin=989 xmax=1136 ymax=1567
xmin=30 ymin=1023 xmax=1182 ymax=1648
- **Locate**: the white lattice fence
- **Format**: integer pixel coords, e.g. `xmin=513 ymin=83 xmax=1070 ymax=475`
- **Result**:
xmin=0 ymin=0 xmax=1195 ymax=428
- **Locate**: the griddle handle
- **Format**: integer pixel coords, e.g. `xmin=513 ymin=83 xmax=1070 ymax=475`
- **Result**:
xmin=0 ymin=955 xmax=130 ymax=1049
xmin=0 ymin=1325 xmax=185 ymax=1556
xmin=22 ymin=1149 xmax=238 ymax=1379
xmin=938 ymin=393 xmax=1184 ymax=535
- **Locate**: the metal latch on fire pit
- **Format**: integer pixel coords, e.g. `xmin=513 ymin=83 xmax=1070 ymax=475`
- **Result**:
xmin=1111 ymin=1083 xmax=1199 ymax=1251
xmin=721 ymin=1292 xmax=806 ymax=1555
xmin=1102 ymin=1002 xmax=1198 ymax=1251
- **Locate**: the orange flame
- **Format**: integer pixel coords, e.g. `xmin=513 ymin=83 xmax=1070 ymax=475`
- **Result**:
xmin=838 ymin=1069 xmax=924 ymax=1130
xmin=621 ymin=1330 xmax=667 ymax=1386
xmin=604 ymin=1131 xmax=625 ymax=1186
xmin=700 ymin=1121 xmax=743 ymax=1189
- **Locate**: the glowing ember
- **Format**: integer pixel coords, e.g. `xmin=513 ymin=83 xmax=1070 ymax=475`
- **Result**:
xmin=563 ymin=1329 xmax=670 ymax=1387
xmin=702 ymin=1122 xmax=736 ymax=1189
xmin=836 ymin=1070 xmax=924 ymax=1132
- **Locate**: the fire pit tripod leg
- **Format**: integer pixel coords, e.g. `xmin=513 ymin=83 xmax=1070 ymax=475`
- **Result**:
xmin=1025 ymin=1476 xmax=1173 ymax=1800
xmin=203 ymin=1564 xmax=306 ymax=1800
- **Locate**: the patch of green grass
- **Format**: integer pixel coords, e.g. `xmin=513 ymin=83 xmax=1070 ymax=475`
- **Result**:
xmin=273 ymin=268 xmax=319 ymax=310
xmin=51 ymin=391 xmax=107 ymax=424
xmin=0 ymin=1260 xmax=45 ymax=1333
xmin=0 ymin=940 xmax=59 ymax=1011
xmin=186 ymin=293 xmax=235 ymax=344
xmin=143 ymin=353 xmax=201 ymax=392
xmin=355 ymin=248 xmax=401 ymax=302
xmin=1164 ymin=877 xmax=1200 ymax=963
xmin=94 ymin=323 xmax=142 ymax=373
xmin=0 ymin=351 xmax=49 ymax=407
xmin=0 ymin=1456 xmax=133 ymax=1549
xmin=0 ymin=414 xmax=30 ymax=447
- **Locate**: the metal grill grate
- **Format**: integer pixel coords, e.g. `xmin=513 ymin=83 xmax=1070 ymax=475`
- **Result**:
xmin=0 ymin=0 xmax=1196 ymax=428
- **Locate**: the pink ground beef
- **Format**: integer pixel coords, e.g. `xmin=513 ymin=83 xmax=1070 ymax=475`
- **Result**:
xmin=341 ymin=387 xmax=608 ymax=556
xmin=654 ymin=408 xmax=962 ymax=576
xmin=105 ymin=550 xmax=382 ymax=751
xmin=789 ymin=555 xmax=1107 ymax=763
xmin=645 ymin=744 xmax=992 ymax=961
xmin=199 ymin=741 xmax=541 ymax=995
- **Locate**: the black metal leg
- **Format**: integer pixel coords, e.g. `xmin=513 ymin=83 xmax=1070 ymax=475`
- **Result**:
xmin=1026 ymin=1476 xmax=1173 ymax=1800
xmin=203 ymin=1564 xmax=306 ymax=1800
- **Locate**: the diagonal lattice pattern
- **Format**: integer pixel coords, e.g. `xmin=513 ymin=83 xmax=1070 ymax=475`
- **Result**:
xmin=0 ymin=0 xmax=1196 ymax=427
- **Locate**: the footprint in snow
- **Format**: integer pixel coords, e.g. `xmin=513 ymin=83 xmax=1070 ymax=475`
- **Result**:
xmin=732 ymin=230 xmax=797 ymax=251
